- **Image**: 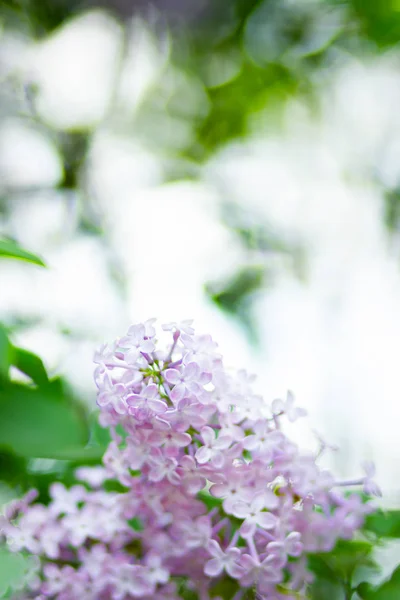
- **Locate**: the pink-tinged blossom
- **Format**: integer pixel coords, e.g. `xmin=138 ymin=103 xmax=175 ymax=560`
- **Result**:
xmin=75 ymin=466 xmax=108 ymax=488
xmin=204 ymin=539 xmax=244 ymax=578
xmin=164 ymin=362 xmax=211 ymax=403
xmin=209 ymin=468 xmax=253 ymax=513
xmin=97 ymin=375 xmax=127 ymax=414
xmin=49 ymin=482 xmax=86 ymax=516
xmin=126 ymin=383 xmax=168 ymax=415
xmin=177 ymin=515 xmax=212 ymax=549
xmin=177 ymin=455 xmax=207 ymax=495
xmin=3 ymin=319 xmax=379 ymax=600
xmin=243 ymin=421 xmax=285 ymax=456
xmin=112 ymin=564 xmax=154 ymax=600
xmin=144 ymin=553 xmax=169 ymax=585
xmin=119 ymin=323 xmax=156 ymax=363
xmin=362 ymin=461 xmax=382 ymax=497
xmin=266 ymin=532 xmax=303 ymax=563
xmin=148 ymin=449 xmax=181 ymax=485
xmin=195 ymin=426 xmax=232 ymax=467
xmin=232 ymin=495 xmax=278 ymax=537
xmin=162 ymin=320 xmax=195 ymax=335
xmin=271 ymin=390 xmax=307 ymax=422
xmin=239 ymin=553 xmax=283 ymax=589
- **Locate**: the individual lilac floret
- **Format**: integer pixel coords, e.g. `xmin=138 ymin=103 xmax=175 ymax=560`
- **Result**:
xmin=0 ymin=319 xmax=379 ymax=600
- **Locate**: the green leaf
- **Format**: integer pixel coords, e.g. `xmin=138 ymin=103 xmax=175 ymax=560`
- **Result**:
xmin=364 ymin=510 xmax=400 ymax=539
xmin=0 ymin=546 xmax=30 ymax=598
xmin=0 ymin=381 xmax=89 ymax=459
xmin=0 ymin=239 xmax=45 ymax=267
xmin=309 ymin=540 xmax=374 ymax=583
xmin=128 ymin=517 xmax=144 ymax=532
xmin=11 ymin=347 xmax=48 ymax=386
xmin=357 ymin=566 xmax=400 ymax=600
xmin=0 ymin=326 xmax=12 ymax=381
xmin=197 ymin=490 xmax=223 ymax=511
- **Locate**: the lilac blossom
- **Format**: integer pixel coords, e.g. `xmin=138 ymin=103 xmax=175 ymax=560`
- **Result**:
xmin=0 ymin=319 xmax=380 ymax=600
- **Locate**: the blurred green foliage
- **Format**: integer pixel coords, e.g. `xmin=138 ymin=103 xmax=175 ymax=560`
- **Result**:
xmin=0 ymin=242 xmax=105 ymax=508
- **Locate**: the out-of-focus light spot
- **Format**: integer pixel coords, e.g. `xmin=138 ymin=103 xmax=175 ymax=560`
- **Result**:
xmin=88 ymin=130 xmax=163 ymax=206
xmin=204 ymin=50 xmax=242 ymax=88
xmin=117 ymin=19 xmax=170 ymax=115
xmin=0 ymin=119 xmax=62 ymax=188
xmin=31 ymin=11 xmax=123 ymax=130
xmin=8 ymin=191 xmax=78 ymax=252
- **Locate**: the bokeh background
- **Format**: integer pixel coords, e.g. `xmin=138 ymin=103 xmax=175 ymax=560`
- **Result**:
xmin=1 ymin=0 xmax=400 ymax=526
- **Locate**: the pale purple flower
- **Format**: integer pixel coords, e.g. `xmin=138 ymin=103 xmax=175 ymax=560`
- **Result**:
xmin=97 ymin=375 xmax=127 ymax=414
xmin=204 ymin=539 xmax=244 ymax=578
xmin=75 ymin=466 xmax=108 ymax=488
xmin=4 ymin=318 xmax=378 ymax=600
xmin=232 ymin=495 xmax=278 ymax=537
xmin=144 ymin=553 xmax=169 ymax=585
xmin=178 ymin=515 xmax=212 ymax=549
xmin=362 ymin=461 xmax=382 ymax=497
xmin=195 ymin=426 xmax=232 ymax=468
xmin=148 ymin=449 xmax=181 ymax=485
xmin=243 ymin=421 xmax=284 ymax=456
xmin=126 ymin=383 xmax=168 ymax=415
xmin=112 ymin=564 xmax=154 ymax=600
xmin=177 ymin=455 xmax=207 ymax=494
xmin=49 ymin=483 xmax=86 ymax=516
xmin=164 ymin=362 xmax=210 ymax=403
xmin=240 ymin=553 xmax=283 ymax=588
xmin=162 ymin=320 xmax=195 ymax=335
xmin=271 ymin=390 xmax=307 ymax=422
xmin=119 ymin=323 xmax=155 ymax=363
xmin=266 ymin=532 xmax=303 ymax=563
xmin=209 ymin=469 xmax=253 ymax=513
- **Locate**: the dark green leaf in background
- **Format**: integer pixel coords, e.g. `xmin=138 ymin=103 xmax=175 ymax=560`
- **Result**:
xmin=364 ymin=510 xmax=400 ymax=539
xmin=11 ymin=347 xmax=49 ymax=386
xmin=0 ymin=380 xmax=89 ymax=458
xmin=357 ymin=566 xmax=400 ymax=600
xmin=0 ymin=326 xmax=12 ymax=381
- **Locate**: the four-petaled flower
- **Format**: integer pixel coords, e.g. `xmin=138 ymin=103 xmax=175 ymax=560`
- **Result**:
xmin=195 ymin=426 xmax=232 ymax=468
xmin=204 ymin=539 xmax=244 ymax=579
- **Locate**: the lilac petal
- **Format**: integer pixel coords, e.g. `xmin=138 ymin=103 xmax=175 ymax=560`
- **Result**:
xmin=171 ymin=432 xmax=191 ymax=447
xmin=226 ymin=561 xmax=244 ymax=579
xmin=200 ymin=426 xmax=215 ymax=446
xmin=211 ymin=453 xmax=225 ymax=469
xmin=148 ymin=398 xmax=168 ymax=413
xmin=231 ymin=502 xmax=250 ymax=519
xmin=126 ymin=394 xmax=141 ymax=407
xmin=243 ymin=435 xmax=259 ymax=451
xmin=240 ymin=520 xmax=256 ymax=538
xmin=209 ymin=483 xmax=228 ymax=498
xmin=165 ymin=369 xmax=181 ymax=385
xmin=271 ymin=398 xmax=285 ymax=414
xmin=257 ymin=512 xmax=277 ymax=530
xmin=168 ymin=471 xmax=181 ymax=485
xmin=204 ymin=558 xmax=223 ymax=577
xmin=141 ymin=339 xmax=155 ymax=353
xmin=195 ymin=446 xmax=212 ymax=464
xmin=207 ymin=539 xmax=224 ymax=559
xmin=184 ymin=362 xmax=199 ymax=379
xmin=170 ymin=383 xmax=186 ymax=403
xmin=186 ymin=477 xmax=205 ymax=494
xmin=214 ymin=435 xmax=232 ymax=450
xmin=144 ymin=384 xmax=159 ymax=399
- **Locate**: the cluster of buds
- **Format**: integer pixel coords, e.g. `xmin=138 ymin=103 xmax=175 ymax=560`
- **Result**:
xmin=1 ymin=319 xmax=379 ymax=600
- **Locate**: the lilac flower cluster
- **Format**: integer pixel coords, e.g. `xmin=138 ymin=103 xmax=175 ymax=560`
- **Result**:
xmin=1 ymin=319 xmax=379 ymax=600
